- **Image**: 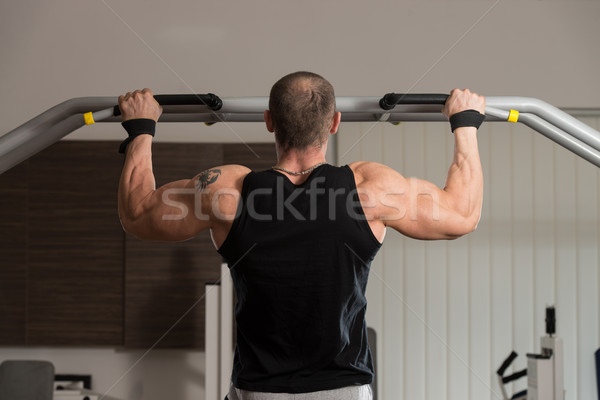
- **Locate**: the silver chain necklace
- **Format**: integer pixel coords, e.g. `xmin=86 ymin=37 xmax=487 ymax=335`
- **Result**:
xmin=271 ymin=162 xmax=327 ymax=176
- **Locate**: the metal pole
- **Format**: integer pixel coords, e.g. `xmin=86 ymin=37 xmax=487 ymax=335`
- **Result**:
xmin=1 ymin=95 xmax=599 ymax=174
xmin=0 ymin=114 xmax=85 ymax=174
xmin=486 ymin=97 xmax=600 ymax=150
xmin=518 ymin=113 xmax=600 ymax=167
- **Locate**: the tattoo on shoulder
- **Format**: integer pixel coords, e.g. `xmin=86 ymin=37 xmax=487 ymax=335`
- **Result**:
xmin=196 ymin=169 xmax=222 ymax=191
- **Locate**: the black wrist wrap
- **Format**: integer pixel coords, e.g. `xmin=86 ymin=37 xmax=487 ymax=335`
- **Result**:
xmin=449 ymin=109 xmax=485 ymax=132
xmin=119 ymin=119 xmax=156 ymax=154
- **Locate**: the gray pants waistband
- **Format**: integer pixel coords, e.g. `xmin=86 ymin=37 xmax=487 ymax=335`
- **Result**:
xmin=227 ymin=384 xmax=373 ymax=400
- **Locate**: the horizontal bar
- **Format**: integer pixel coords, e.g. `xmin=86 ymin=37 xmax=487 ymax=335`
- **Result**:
xmin=154 ymin=94 xmax=222 ymax=108
xmin=218 ymin=97 xmax=446 ymax=114
xmin=112 ymin=93 xmax=222 ymax=117
xmin=485 ymin=106 xmax=510 ymax=120
xmin=1 ymin=95 xmax=599 ymax=175
xmin=379 ymin=93 xmax=450 ymax=110
xmin=95 ymin=112 xmax=504 ymax=124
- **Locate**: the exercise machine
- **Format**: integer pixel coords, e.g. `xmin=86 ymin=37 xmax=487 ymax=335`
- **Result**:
xmin=497 ymin=307 xmax=564 ymax=400
xmin=1 ymin=93 xmax=600 ymax=174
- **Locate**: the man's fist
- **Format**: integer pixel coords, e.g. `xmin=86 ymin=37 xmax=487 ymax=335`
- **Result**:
xmin=118 ymin=88 xmax=163 ymax=122
xmin=442 ymin=88 xmax=485 ymax=119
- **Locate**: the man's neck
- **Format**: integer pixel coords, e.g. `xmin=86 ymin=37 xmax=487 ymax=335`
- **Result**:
xmin=275 ymin=145 xmax=328 ymax=174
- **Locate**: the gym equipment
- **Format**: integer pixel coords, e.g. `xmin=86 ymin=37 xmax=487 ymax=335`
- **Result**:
xmin=1 ymin=93 xmax=599 ymax=174
xmin=525 ymin=307 xmax=564 ymax=400
xmin=205 ymin=263 xmax=235 ymax=400
xmin=367 ymin=327 xmax=378 ymax=400
xmin=497 ymin=351 xmax=527 ymax=400
xmin=497 ymin=307 xmax=565 ymax=400
xmin=0 ymin=360 xmax=55 ymax=400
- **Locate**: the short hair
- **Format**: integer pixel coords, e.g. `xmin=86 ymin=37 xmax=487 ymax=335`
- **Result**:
xmin=268 ymin=71 xmax=336 ymax=151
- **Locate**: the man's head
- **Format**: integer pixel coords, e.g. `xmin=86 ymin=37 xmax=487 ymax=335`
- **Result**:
xmin=266 ymin=71 xmax=338 ymax=151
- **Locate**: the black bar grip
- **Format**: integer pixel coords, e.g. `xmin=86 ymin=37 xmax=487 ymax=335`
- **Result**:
xmin=497 ymin=351 xmax=518 ymax=376
xmin=502 ymin=369 xmax=527 ymax=384
xmin=379 ymin=93 xmax=450 ymax=110
xmin=113 ymin=93 xmax=223 ymax=117
xmin=545 ymin=306 xmax=556 ymax=336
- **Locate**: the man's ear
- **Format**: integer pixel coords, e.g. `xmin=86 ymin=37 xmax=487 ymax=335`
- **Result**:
xmin=330 ymin=112 xmax=341 ymax=134
xmin=264 ymin=110 xmax=275 ymax=133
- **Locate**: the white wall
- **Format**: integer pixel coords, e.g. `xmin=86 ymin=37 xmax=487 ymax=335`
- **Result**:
xmin=1 ymin=0 xmax=599 ymax=144
xmin=1 ymin=1 xmax=600 ymax=400
xmin=339 ymin=116 xmax=600 ymax=400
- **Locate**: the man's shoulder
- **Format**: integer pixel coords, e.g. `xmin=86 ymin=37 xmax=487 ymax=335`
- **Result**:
xmin=214 ymin=164 xmax=252 ymax=185
xmin=348 ymin=161 xmax=406 ymax=191
xmin=218 ymin=164 xmax=253 ymax=175
xmin=348 ymin=161 xmax=391 ymax=179
xmin=194 ymin=164 xmax=251 ymax=192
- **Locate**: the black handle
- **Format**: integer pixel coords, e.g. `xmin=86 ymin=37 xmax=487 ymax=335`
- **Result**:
xmin=502 ymin=369 xmax=527 ymax=384
xmin=379 ymin=93 xmax=449 ymax=110
xmin=497 ymin=351 xmax=518 ymax=376
xmin=545 ymin=306 xmax=556 ymax=336
xmin=113 ymin=93 xmax=223 ymax=117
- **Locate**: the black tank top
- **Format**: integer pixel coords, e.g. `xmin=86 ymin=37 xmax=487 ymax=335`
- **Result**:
xmin=217 ymin=164 xmax=382 ymax=393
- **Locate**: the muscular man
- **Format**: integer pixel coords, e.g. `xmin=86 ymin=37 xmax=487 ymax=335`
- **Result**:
xmin=118 ymin=72 xmax=484 ymax=400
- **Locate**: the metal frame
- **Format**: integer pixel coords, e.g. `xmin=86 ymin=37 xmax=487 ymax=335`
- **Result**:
xmin=205 ymin=263 xmax=234 ymax=400
xmin=1 ymin=95 xmax=599 ymax=174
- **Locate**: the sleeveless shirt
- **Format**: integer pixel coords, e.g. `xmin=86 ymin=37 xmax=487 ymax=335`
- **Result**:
xmin=217 ymin=164 xmax=382 ymax=393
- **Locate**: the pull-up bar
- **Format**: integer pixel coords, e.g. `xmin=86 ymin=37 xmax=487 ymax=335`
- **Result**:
xmin=0 ymin=93 xmax=599 ymax=174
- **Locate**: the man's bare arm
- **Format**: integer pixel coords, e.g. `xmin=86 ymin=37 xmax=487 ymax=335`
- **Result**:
xmin=117 ymin=134 xmax=210 ymax=241
xmin=354 ymin=88 xmax=484 ymax=240
xmin=118 ymin=150 xmax=244 ymax=241
xmin=116 ymin=89 xmax=248 ymax=242
xmin=439 ymin=88 xmax=484 ymax=236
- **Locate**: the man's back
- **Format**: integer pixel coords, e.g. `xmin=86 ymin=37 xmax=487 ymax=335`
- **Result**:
xmin=217 ymin=164 xmax=381 ymax=393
